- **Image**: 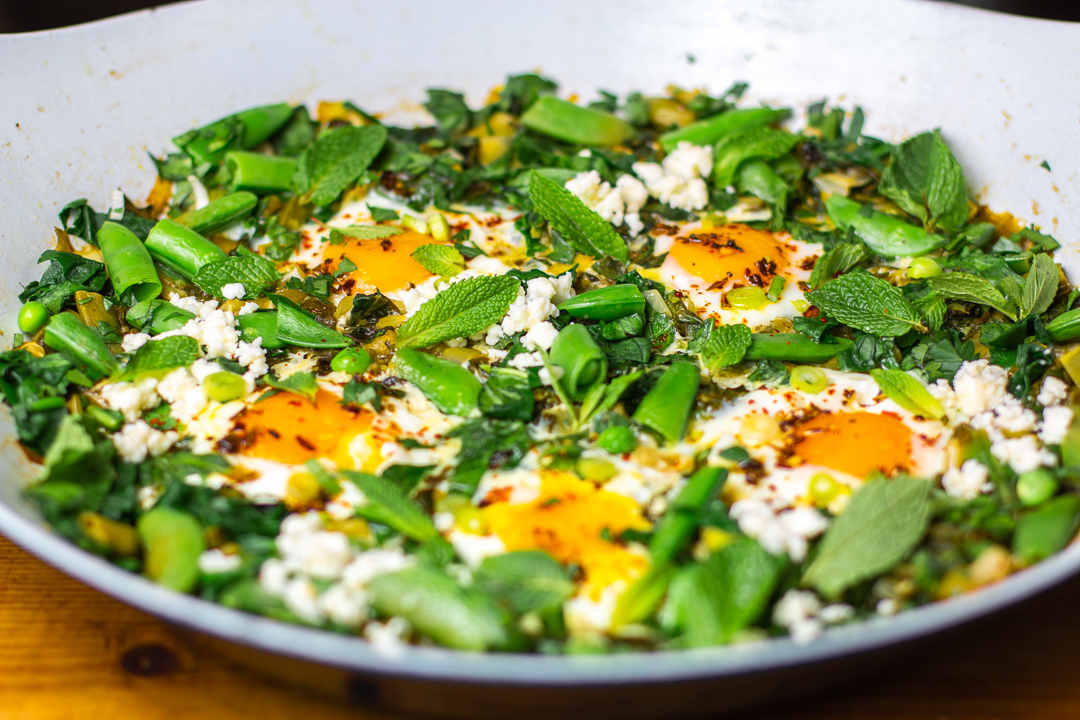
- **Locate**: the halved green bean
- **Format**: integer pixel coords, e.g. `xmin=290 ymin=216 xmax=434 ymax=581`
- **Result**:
xmin=173 ymin=103 xmax=293 ymax=166
xmin=747 ymin=333 xmax=853 ymax=363
xmin=235 ymin=103 xmax=295 ymax=148
xmin=1047 ymin=309 xmax=1080 ymax=342
xmin=632 ymin=361 xmax=699 ymax=443
xmin=520 ymin=96 xmax=635 ymax=146
xmin=827 ymin=195 xmax=946 ymax=257
xmin=175 ymin=191 xmax=258 ymax=235
xmin=225 ymin=151 xmax=297 ymax=194
xmin=144 ymin=218 xmax=227 ymax=279
xmin=395 ymin=347 xmax=480 ymax=416
xmin=236 ymin=311 xmax=288 ymax=350
xmin=97 ymin=221 xmax=163 ymax=303
xmin=43 ymin=313 xmax=118 ymax=378
xmin=126 ymin=299 xmax=196 ymax=336
xmin=550 ymin=324 xmax=608 ymax=401
xmin=137 ymin=506 xmax=206 ymax=592
xmin=267 ymin=294 xmax=351 ymax=348
xmin=557 ymin=285 xmax=645 ymax=321
xmin=659 ymin=107 xmax=790 ymax=153
xmin=649 ymin=466 xmax=727 ymax=565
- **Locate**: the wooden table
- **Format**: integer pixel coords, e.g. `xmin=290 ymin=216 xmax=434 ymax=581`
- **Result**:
xmin=2 ymin=533 xmax=1079 ymax=720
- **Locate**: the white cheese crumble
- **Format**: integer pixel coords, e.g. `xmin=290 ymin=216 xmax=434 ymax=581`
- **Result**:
xmin=727 ymin=499 xmax=828 ymax=562
xmin=112 ymin=420 xmax=179 ymax=463
xmin=1039 ymin=405 xmax=1074 ymax=445
xmin=631 ymin=142 xmax=712 ymax=212
xmin=221 ymin=282 xmax=247 ymax=300
xmin=772 ymin=589 xmax=853 ymax=645
xmin=197 ymin=548 xmax=242 ymax=574
xmin=483 ymin=274 xmax=575 ymax=345
xmin=941 ymin=459 xmax=992 ymax=500
xmin=951 ymin=360 xmax=1009 ymax=418
xmin=99 ymin=377 xmax=160 ymax=422
xmin=1038 ymin=376 xmax=1069 ymax=407
xmin=564 ymin=170 xmax=648 ymax=236
xmin=121 ymin=332 xmax=151 ymax=353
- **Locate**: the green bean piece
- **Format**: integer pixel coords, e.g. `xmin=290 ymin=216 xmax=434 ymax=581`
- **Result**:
xmin=267 ymin=294 xmax=351 ymax=349
xmin=137 ymin=506 xmax=206 ymax=592
xmin=367 ymin=567 xmax=508 ymax=651
xmin=826 ymin=195 xmax=947 ymax=257
xmin=611 ymin=565 xmax=676 ymax=629
xmin=236 ymin=311 xmax=288 ymax=350
xmin=175 ymin=191 xmax=258 ymax=235
xmin=632 ymin=361 xmax=699 ymax=443
xmin=519 ymin=96 xmax=635 ymax=146
xmin=549 ymin=324 xmax=608 ymax=401
xmin=747 ymin=333 xmax=853 ymax=363
xmin=1047 ymin=309 xmax=1080 ymax=342
xmin=1013 ymin=495 xmax=1080 ymax=565
xmin=557 ymin=285 xmax=646 ymax=321
xmin=235 ymin=103 xmax=295 ymax=148
xmin=17 ymin=301 xmax=48 ymax=334
xmin=126 ymin=299 xmax=196 ymax=336
xmin=649 ymin=466 xmax=727 ymax=565
xmin=225 ymin=151 xmax=297 ymax=194
xmin=43 ymin=313 xmax=118 ymax=378
xmin=395 ymin=347 xmax=480 ymax=416
xmin=598 ymin=425 xmax=637 ymax=454
xmin=331 ymin=347 xmax=372 ymax=375
xmin=144 ymin=218 xmax=227 ymax=279
xmin=97 ymin=221 xmax=163 ymax=303
xmin=659 ymin=107 xmax=789 ymax=153
xmin=172 ymin=103 xmax=293 ymax=166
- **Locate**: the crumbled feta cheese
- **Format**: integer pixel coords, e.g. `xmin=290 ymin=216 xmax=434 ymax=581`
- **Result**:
xmin=876 ymin=598 xmax=899 ymax=616
xmin=1038 ymin=376 xmax=1069 ymax=407
xmin=339 ymin=548 xmax=416 ymax=590
xmin=325 ymin=479 xmax=367 ymax=520
xmin=631 ymin=142 xmax=712 ymax=212
xmin=198 ymin=548 xmax=242 ymax=574
xmin=189 ymin=358 xmax=222 ymax=384
xmin=941 ymin=459 xmax=992 ymax=500
xmin=927 ymin=379 xmax=961 ymax=420
xmin=564 ymin=582 xmax=624 ymax=636
xmin=564 ymin=170 xmax=648 ymax=235
xmin=1039 ymin=405 xmax=1074 ymax=445
xmin=157 ymin=367 xmax=208 ymax=423
xmin=448 ymin=531 xmax=507 ymax=568
xmin=364 ymin=616 xmax=410 ymax=655
xmin=990 ymin=434 xmax=1057 ymax=474
xmin=970 ymin=395 xmax=1037 ymax=436
xmin=137 ymin=485 xmax=160 ymax=511
xmin=99 ymin=377 xmax=160 ymax=422
xmin=728 ymin=499 xmax=828 ymax=562
xmin=522 ymin=321 xmax=559 ymax=351
xmin=318 ymin=584 xmax=365 ymax=627
xmin=238 ymin=301 xmax=259 ymax=316
xmin=221 ymin=282 xmax=247 ymax=300
xmin=282 ymin=577 xmax=323 ymax=623
xmin=276 ymin=512 xmax=353 ymax=580
xmin=772 ymin=590 xmax=823 ymax=644
xmin=112 ymin=420 xmax=179 ymax=463
xmin=121 ymin=332 xmax=151 ymax=353
xmin=234 ymin=338 xmax=268 ymax=377
xmin=952 ymin=360 xmax=1009 ymax=418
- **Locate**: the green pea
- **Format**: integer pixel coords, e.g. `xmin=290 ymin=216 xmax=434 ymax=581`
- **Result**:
xmin=1017 ymin=469 xmax=1059 ymax=506
xmin=17 ymin=301 xmax=49 ymax=334
xmin=331 ymin=347 xmax=373 ymax=375
xmin=598 ymin=425 xmax=637 ymax=454
xmin=137 ymin=507 xmax=206 ymax=592
xmin=577 ymin=457 xmax=617 ymax=482
xmin=203 ymin=372 xmax=247 ymax=402
xmin=907 ymin=257 xmax=943 ymax=279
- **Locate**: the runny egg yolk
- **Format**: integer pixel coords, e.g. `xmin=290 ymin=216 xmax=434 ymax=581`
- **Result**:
xmin=483 ymin=471 xmax=650 ymax=594
xmin=791 ymin=411 xmax=913 ymax=478
xmin=239 ymin=388 xmax=373 ymax=468
xmin=321 ymin=229 xmax=446 ymax=293
xmin=669 ymin=224 xmax=791 ymax=290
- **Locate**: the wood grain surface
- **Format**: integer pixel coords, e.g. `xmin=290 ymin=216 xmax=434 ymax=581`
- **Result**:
xmin=2 ymin=533 xmax=1079 ymax=720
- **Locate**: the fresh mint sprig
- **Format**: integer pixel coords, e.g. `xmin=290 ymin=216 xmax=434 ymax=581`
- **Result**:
xmin=806 ymin=269 xmax=922 ymax=336
xmin=528 ymin=170 xmax=629 ymax=263
xmin=395 ymin=275 xmax=519 ymax=348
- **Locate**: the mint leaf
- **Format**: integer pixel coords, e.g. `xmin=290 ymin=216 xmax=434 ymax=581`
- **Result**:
xmin=808 ymin=243 xmax=869 ymax=290
xmin=870 ymin=368 xmax=945 ymax=419
xmin=803 ymin=477 xmax=932 ymax=598
xmin=293 ymin=124 xmax=388 ymax=207
xmin=268 ymin=294 xmax=352 ymax=349
xmin=122 ymin=336 xmax=200 ymax=379
xmin=343 ymin=470 xmax=442 ymax=543
xmin=395 ymin=275 xmax=520 ymax=349
xmin=713 ymin=127 xmax=800 ymax=188
xmin=474 ymin=550 xmax=574 ymax=614
xmin=879 ymin=130 xmax=968 ymax=232
xmin=411 ymin=244 xmax=465 ymax=277
xmin=925 ymin=271 xmax=1018 ymax=320
xmin=328 ymin=224 xmax=402 ymax=244
xmin=1021 ymin=253 xmax=1059 ymax=319
xmin=528 ymin=171 xmax=628 ymax=263
xmin=698 ymin=323 xmax=752 ymax=371
xmin=805 ymin=270 xmax=921 ymax=337
xmin=194 ymin=253 xmax=280 ymax=299
xmin=264 ymin=370 xmax=318 ymax=403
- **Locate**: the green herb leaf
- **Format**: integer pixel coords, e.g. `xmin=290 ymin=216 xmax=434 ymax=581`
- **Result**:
xmin=925 ymin=271 xmax=1018 ymax=320
xmin=342 ymin=471 xmax=442 ymax=543
xmin=698 ymin=323 xmax=752 ymax=371
xmin=473 ymin=550 xmax=574 ymax=614
xmin=803 ymin=476 xmax=932 ymax=598
xmin=411 ymin=244 xmax=466 ymax=277
xmin=293 ymin=124 xmax=388 ymax=207
xmin=528 ymin=171 xmax=629 ymax=263
xmin=879 ymin=130 xmax=968 ymax=232
xmin=445 ymin=417 xmax=530 ymax=495
xmin=328 ymin=225 xmax=403 ymax=244
xmin=713 ymin=127 xmax=800 ymax=188
xmin=805 ymin=270 xmax=921 ymax=337
xmin=808 ymin=243 xmax=868 ymax=291
xmin=194 ymin=254 xmax=281 ymax=299
xmin=264 ymin=370 xmax=318 ymax=403
xmin=395 ymin=275 xmax=520 ymax=349
xmin=122 ymin=336 xmax=201 ymax=380
xmin=267 ymin=294 xmax=352 ymax=349
xmin=19 ymin=251 xmax=109 ymax=313
xmin=869 ymin=368 xmax=945 ymax=419
xmin=342 ymin=378 xmax=385 ymax=411
xmin=1021 ymin=253 xmax=1059 ymax=319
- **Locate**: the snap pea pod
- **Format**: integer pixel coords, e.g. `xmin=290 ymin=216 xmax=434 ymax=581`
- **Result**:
xmin=267 ymin=294 xmax=352 ymax=348
xmin=137 ymin=506 xmax=206 ymax=592
xmin=126 ymin=299 xmax=196 ymax=336
xmin=826 ymin=195 xmax=947 ymax=257
xmin=144 ymin=218 xmax=227 ymax=279
xmin=173 ymin=103 xmax=293 ymax=166
xmin=175 ymin=191 xmax=258 ymax=235
xmin=519 ymin=96 xmax=635 ymax=146
xmin=1013 ymin=495 xmax=1080 ymax=565
xmin=658 ymin=107 xmax=789 ymax=153
xmin=367 ymin=567 xmax=508 ymax=651
xmin=549 ymin=324 xmax=607 ymax=401
xmin=97 ymin=221 xmax=163 ymax=303
xmin=225 ymin=151 xmax=298 ymax=194
xmin=738 ymin=158 xmax=788 ymax=208
xmin=649 ymin=466 xmax=728 ymax=566
xmin=1046 ymin=308 xmax=1080 ymax=342
xmin=632 ymin=361 xmax=699 ymax=443
xmin=747 ymin=333 xmax=853 ymax=363
xmin=43 ymin=313 xmax=118 ymax=378
xmin=395 ymin=347 xmax=480 ymax=416
xmin=557 ymin=284 xmax=645 ymax=321
xmin=236 ymin=311 xmax=289 ymax=350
